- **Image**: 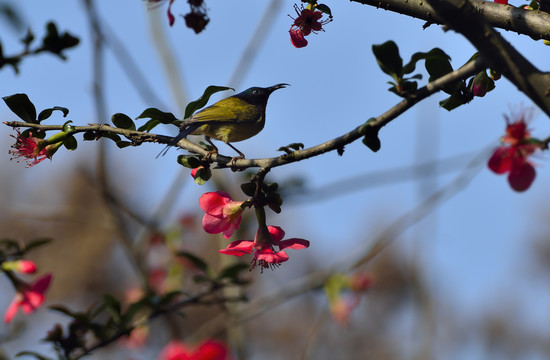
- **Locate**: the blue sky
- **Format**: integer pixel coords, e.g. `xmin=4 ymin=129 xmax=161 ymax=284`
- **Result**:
xmin=1 ymin=0 xmax=550 ymax=357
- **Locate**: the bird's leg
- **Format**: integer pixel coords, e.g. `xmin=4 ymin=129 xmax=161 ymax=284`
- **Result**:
xmin=226 ymin=142 xmax=246 ymax=167
xmin=204 ymin=136 xmax=219 ymax=160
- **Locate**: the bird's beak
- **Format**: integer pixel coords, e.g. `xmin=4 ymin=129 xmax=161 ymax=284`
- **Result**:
xmin=268 ymin=83 xmax=290 ymax=93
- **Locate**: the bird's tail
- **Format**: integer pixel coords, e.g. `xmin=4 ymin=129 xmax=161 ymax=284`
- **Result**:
xmin=156 ymin=123 xmax=201 ymax=158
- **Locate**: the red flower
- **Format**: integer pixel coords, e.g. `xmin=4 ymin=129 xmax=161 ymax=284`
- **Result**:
xmin=219 ymin=225 xmax=309 ymax=270
xmin=4 ymin=273 xmax=53 ymax=323
xmin=488 ymin=112 xmax=541 ymax=192
xmin=159 ymin=339 xmax=229 ymax=360
xmin=9 ymin=130 xmax=48 ymax=167
xmin=289 ymin=4 xmax=331 ymax=48
xmin=494 ymin=0 xmax=508 ymax=4
xmin=289 ymin=29 xmax=308 ymax=48
xmin=199 ymin=191 xmax=244 ymax=239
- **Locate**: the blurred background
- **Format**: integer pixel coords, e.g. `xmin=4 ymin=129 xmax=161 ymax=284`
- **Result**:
xmin=1 ymin=0 xmax=550 ymax=359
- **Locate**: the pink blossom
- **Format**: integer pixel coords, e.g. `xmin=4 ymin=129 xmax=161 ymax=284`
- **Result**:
xmin=199 ymin=191 xmax=244 ymax=239
xmin=13 ymin=260 xmax=37 ymax=274
xmin=159 ymin=339 xmax=229 ymax=360
xmin=5 ymin=273 xmax=53 ymax=323
xmin=488 ymin=111 xmax=541 ymax=192
xmin=288 ymin=4 xmax=331 ymax=48
xmin=219 ymin=225 xmax=309 ymax=270
xmin=9 ymin=130 xmax=48 ymax=167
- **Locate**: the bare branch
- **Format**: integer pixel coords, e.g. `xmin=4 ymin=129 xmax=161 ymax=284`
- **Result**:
xmin=351 ymin=0 xmax=550 ymax=41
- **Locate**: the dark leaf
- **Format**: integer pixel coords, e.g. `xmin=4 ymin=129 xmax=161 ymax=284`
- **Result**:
xmin=2 ymin=93 xmax=37 ymax=122
xmin=362 ymin=119 xmax=381 ymax=152
xmin=136 ymin=108 xmax=178 ymax=130
xmin=316 ymin=4 xmax=333 ymax=17
xmin=240 ymin=182 xmax=256 ymax=197
xmin=194 ymin=166 xmax=211 ymax=185
xmin=83 ymin=130 xmax=97 ymax=141
xmin=102 ymin=132 xmax=122 ymax=143
xmin=38 ymin=106 xmax=69 ymax=122
xmin=24 ymin=237 xmax=53 ymax=252
xmin=372 ymin=41 xmax=403 ymax=77
xmin=184 ymin=86 xmax=234 ymax=119
xmin=41 ymin=22 xmax=79 ymax=59
xmin=177 ymin=155 xmax=201 ymax=168
xmin=218 ymin=263 xmax=250 ymax=280
xmin=112 ymin=113 xmax=136 ymax=130
xmin=63 ymin=135 xmax=77 ymax=151
xmin=116 ymin=141 xmax=132 ymax=149
xmin=137 ymin=119 xmax=161 ymax=133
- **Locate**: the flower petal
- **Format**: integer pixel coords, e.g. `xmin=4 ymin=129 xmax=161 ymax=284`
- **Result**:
xmin=199 ymin=191 xmax=231 ymax=216
xmin=221 ymin=216 xmax=241 ymax=239
xmin=194 ymin=340 xmax=228 ymax=360
xmin=290 ymin=29 xmax=308 ymax=48
xmin=279 ymin=238 xmax=310 ymax=251
xmin=267 ymin=226 xmax=285 ymax=243
xmin=219 ymin=240 xmax=254 ymax=256
xmin=488 ymin=147 xmax=513 ymax=174
xmin=4 ymin=294 xmax=21 ymax=324
xmin=508 ymin=160 xmax=536 ymax=192
xmin=31 ymin=273 xmax=53 ymax=293
xmin=255 ymin=248 xmax=289 ymax=264
xmin=202 ymin=213 xmax=228 ymax=234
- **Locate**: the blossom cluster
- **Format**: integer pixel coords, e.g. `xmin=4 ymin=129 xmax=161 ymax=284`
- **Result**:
xmin=2 ymin=259 xmax=53 ymax=324
xmin=488 ymin=110 xmax=542 ymax=192
xmin=199 ymin=191 xmax=309 ymax=270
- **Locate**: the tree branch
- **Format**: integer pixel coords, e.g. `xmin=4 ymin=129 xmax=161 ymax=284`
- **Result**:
xmin=3 ymin=56 xmax=486 ymax=171
xmin=351 ymin=0 xmax=550 ymax=41
xmin=423 ymin=0 xmax=550 ymax=116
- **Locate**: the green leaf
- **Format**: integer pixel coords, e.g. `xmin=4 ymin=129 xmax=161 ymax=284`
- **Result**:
xmin=136 ymin=108 xmax=178 ymax=124
xmin=439 ymin=91 xmax=470 ymax=111
xmin=24 ymin=237 xmax=53 ymax=252
xmin=177 ymin=251 xmax=210 ymax=274
xmin=102 ymin=294 xmax=122 ymax=323
xmin=116 ymin=140 xmax=132 ymax=148
xmin=316 ymin=4 xmax=333 ymax=17
xmin=372 ymin=41 xmax=403 ymax=77
xmin=2 ymin=93 xmax=37 ymax=122
xmin=177 ymin=155 xmax=201 ymax=168
xmin=63 ymin=135 xmax=77 ymax=151
xmin=424 ymin=48 xmax=454 ymax=88
xmin=137 ymin=119 xmax=161 ymax=132
xmin=38 ymin=106 xmax=69 ymax=121
xmin=193 ymin=166 xmax=211 ymax=185
xmin=112 ymin=113 xmax=136 ymax=130
xmin=41 ymin=22 xmax=79 ymax=59
xmin=362 ymin=119 xmax=381 ymax=152
xmin=83 ymin=130 xmax=97 ymax=141
xmin=240 ymin=182 xmax=256 ymax=197
xmin=102 ymin=132 xmax=122 ymax=143
xmin=48 ymin=305 xmax=77 ymax=318
xmin=184 ymin=86 xmax=234 ymax=119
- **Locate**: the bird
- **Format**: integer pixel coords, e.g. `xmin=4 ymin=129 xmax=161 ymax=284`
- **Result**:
xmin=158 ymin=83 xmax=289 ymax=159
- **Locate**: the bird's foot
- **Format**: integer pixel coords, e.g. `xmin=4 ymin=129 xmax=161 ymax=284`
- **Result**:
xmin=204 ymin=150 xmax=219 ymax=162
xmin=229 ymin=154 xmax=245 ymax=169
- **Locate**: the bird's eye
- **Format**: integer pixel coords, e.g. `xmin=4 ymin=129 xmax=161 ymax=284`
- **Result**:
xmin=253 ymin=89 xmax=260 ymax=95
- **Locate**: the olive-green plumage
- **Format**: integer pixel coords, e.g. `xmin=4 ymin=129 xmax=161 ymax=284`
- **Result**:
xmin=161 ymin=83 xmax=288 ymax=158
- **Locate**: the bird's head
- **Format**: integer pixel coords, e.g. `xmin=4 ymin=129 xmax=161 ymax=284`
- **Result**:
xmin=235 ymin=83 xmax=289 ymax=107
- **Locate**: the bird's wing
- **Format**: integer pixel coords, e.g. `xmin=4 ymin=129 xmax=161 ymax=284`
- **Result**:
xmin=188 ymin=98 xmax=241 ymax=124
